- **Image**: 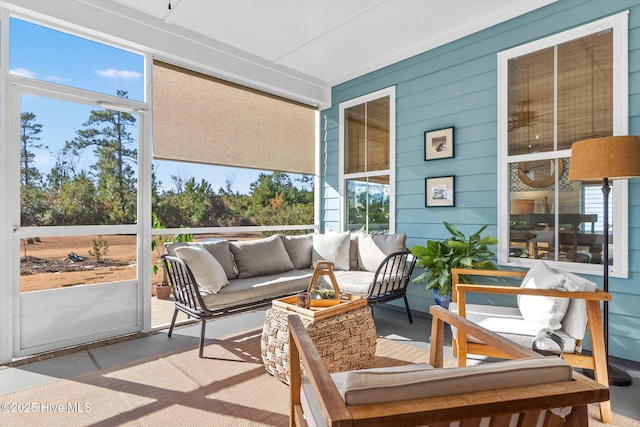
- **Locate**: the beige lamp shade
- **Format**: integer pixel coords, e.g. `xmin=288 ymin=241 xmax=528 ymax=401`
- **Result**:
xmin=568 ymin=136 xmax=640 ymax=181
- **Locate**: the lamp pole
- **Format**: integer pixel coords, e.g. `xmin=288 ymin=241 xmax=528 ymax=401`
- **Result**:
xmin=583 ymin=177 xmax=632 ymax=386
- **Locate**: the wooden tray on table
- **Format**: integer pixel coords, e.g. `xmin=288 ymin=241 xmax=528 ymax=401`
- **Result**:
xmin=271 ymin=294 xmax=366 ymax=321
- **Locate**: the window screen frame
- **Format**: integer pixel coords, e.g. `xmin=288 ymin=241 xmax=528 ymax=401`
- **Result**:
xmin=496 ymin=12 xmax=629 ymax=278
xmin=338 ymin=86 xmax=396 ymax=233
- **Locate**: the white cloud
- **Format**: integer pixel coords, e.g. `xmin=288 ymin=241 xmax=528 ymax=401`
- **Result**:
xmin=10 ymin=68 xmax=37 ymax=78
xmin=96 ymin=69 xmax=141 ymax=80
xmin=44 ymin=75 xmax=68 ymax=82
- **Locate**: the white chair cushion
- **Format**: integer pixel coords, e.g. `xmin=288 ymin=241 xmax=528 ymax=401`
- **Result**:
xmin=174 ymin=245 xmax=229 ymax=294
xmin=517 ymin=261 xmax=569 ymax=330
xmin=450 ymin=303 xmax=575 ymax=352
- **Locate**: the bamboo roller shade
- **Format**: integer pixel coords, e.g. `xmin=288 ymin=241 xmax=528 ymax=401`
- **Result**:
xmin=152 ymin=60 xmax=317 ymax=174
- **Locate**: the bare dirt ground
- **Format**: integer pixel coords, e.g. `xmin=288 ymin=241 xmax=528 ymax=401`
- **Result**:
xmin=20 ymin=232 xmax=262 ymax=292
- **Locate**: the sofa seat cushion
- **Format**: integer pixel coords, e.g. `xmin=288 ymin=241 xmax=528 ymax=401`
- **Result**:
xmin=328 ymin=357 xmax=571 ymax=406
xmin=334 ymin=270 xmax=404 ymax=297
xmin=450 ymin=303 xmax=576 ymax=353
xmin=333 ymin=271 xmax=376 ymax=296
xmin=230 ymin=235 xmax=295 ymax=279
xmin=201 ymin=269 xmax=312 ymax=309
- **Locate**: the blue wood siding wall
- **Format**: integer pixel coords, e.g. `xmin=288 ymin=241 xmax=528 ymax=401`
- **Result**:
xmin=321 ymin=0 xmax=640 ymax=363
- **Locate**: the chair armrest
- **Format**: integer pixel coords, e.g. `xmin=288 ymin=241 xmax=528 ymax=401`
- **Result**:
xmin=456 ymin=283 xmax=612 ymax=301
xmin=429 ymin=306 xmax=539 ymax=365
xmin=162 ymin=255 xmax=211 ymax=315
xmin=288 ymin=315 xmax=351 ymax=425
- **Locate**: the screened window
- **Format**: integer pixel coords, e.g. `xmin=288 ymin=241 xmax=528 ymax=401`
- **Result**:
xmin=339 ymin=87 xmax=395 ymax=233
xmin=9 ymin=18 xmax=147 ymax=291
xmin=498 ymin=13 xmax=629 ymax=277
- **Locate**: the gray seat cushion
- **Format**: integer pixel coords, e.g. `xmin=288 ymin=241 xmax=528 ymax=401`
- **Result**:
xmin=201 ymin=269 xmax=312 ymax=309
xmin=330 ymin=357 xmax=572 ymax=405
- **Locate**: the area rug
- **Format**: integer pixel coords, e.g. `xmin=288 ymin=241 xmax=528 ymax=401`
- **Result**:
xmin=0 ymin=328 xmax=636 ymax=427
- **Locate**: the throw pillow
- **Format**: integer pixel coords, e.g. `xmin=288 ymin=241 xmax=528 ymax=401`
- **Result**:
xmin=174 ymin=245 xmax=229 ymax=293
xmin=553 ymin=268 xmax=597 ymax=340
xmin=312 ymin=232 xmax=351 ymax=271
xmin=282 ymin=234 xmax=313 ymax=269
xmin=517 ymin=261 xmax=569 ymax=330
xmin=357 ymin=233 xmax=407 ymax=272
xmin=197 ymin=241 xmax=237 ymax=280
xmin=349 ymin=233 xmax=361 ymax=270
xmin=229 ymin=235 xmax=295 ymax=279
xmin=164 ymin=241 xmax=237 ymax=280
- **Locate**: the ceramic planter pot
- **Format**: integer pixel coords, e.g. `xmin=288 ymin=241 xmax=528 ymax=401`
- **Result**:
xmin=154 ymin=284 xmax=171 ymax=299
xmin=433 ymin=289 xmax=452 ymax=309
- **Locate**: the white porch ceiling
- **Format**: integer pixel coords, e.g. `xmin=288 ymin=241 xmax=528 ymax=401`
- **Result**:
xmin=110 ymin=0 xmax=555 ymax=87
xmin=3 ymin=0 xmax=556 ymax=106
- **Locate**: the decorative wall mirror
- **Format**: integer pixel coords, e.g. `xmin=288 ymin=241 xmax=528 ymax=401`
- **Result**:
xmin=517 ymin=159 xmax=563 ymax=188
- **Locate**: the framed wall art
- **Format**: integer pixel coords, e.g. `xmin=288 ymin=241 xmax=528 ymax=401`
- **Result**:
xmin=424 ymin=127 xmax=454 ymax=160
xmin=425 ymin=176 xmax=455 ymax=207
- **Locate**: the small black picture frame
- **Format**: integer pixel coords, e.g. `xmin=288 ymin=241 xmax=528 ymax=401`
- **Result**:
xmin=425 ymin=176 xmax=455 ymax=207
xmin=424 ymin=127 xmax=454 ymax=160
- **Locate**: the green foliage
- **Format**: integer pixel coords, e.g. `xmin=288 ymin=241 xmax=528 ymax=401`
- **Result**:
xmin=19 ymin=95 xmax=314 ymax=231
xmin=410 ymin=222 xmax=498 ymax=296
xmin=151 ymin=213 xmax=193 ymax=284
xmin=20 ymin=112 xmax=46 ymax=188
xmin=88 ymin=235 xmax=109 ymax=263
xmin=64 ymin=90 xmax=137 ymax=225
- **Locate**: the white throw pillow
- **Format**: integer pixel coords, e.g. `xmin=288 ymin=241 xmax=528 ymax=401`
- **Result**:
xmin=312 ymin=232 xmax=351 ymax=271
xmin=554 ymin=268 xmax=597 ymax=340
xmin=517 ymin=261 xmax=569 ymax=330
xmin=357 ymin=233 xmax=407 ymax=272
xmin=174 ymin=245 xmax=229 ymax=293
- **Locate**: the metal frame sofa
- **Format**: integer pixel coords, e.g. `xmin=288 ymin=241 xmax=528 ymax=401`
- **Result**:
xmin=289 ymin=306 xmax=609 ymax=427
xmin=162 ymin=232 xmax=416 ymax=357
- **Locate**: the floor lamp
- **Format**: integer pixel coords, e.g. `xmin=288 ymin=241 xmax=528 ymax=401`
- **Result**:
xmin=568 ymin=135 xmax=640 ymax=387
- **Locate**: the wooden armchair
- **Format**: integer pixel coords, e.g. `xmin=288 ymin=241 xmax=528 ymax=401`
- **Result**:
xmin=451 ymin=267 xmax=612 ymax=423
xmin=289 ymin=305 xmax=609 ymax=427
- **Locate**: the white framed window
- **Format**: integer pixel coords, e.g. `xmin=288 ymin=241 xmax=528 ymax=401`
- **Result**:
xmin=338 ymin=86 xmax=396 ymax=233
xmin=497 ymin=12 xmax=629 ymax=278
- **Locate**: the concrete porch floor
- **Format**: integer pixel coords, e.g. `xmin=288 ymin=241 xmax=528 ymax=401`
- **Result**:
xmin=2 ymin=301 xmax=639 ymax=423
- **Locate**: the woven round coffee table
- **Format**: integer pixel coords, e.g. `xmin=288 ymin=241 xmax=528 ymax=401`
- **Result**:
xmin=261 ymin=296 xmax=377 ymax=384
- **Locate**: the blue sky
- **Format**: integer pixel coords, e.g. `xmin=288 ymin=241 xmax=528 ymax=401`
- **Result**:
xmin=10 ymin=17 xmax=298 ymax=194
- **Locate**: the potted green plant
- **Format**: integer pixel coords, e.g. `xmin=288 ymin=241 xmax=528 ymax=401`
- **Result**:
xmin=409 ymin=222 xmax=498 ymax=308
xmin=151 ymin=213 xmax=193 ymax=299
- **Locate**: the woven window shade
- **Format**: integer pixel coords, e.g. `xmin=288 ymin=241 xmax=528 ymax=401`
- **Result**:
xmin=507 ymin=31 xmax=612 ymax=156
xmin=152 ymin=60 xmax=317 ymax=174
xmin=344 ymin=96 xmax=390 ymax=174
